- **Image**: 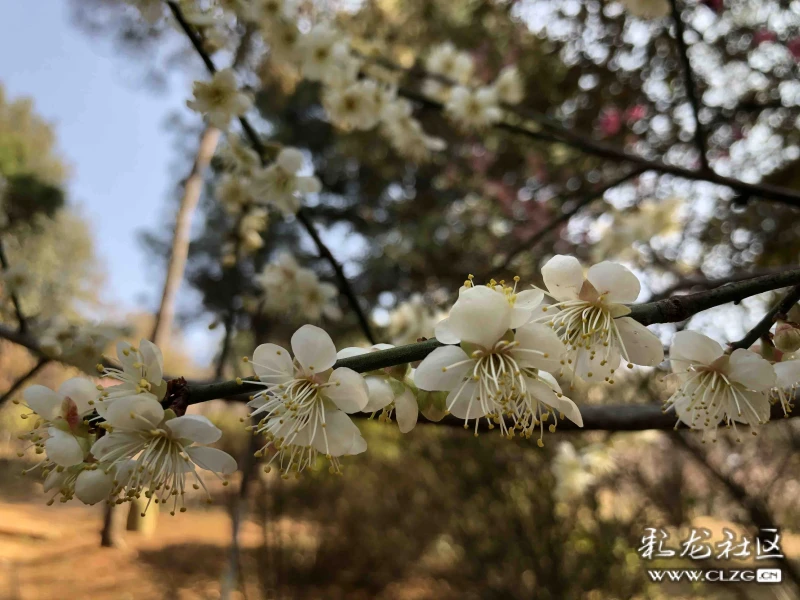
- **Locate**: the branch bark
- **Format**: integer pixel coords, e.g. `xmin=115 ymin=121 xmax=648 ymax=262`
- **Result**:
xmin=729 ymin=284 xmax=800 ymax=351
xmin=0 ymin=238 xmax=28 ymax=333
xmin=669 ymin=0 xmax=709 ymax=171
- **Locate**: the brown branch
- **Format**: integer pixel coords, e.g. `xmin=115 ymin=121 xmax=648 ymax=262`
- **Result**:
xmin=0 ymin=358 xmax=48 ymax=408
xmin=166 ymin=1 xmax=376 ymax=344
xmin=669 ymin=0 xmax=709 ymax=171
xmin=729 ymin=284 xmax=800 ymax=351
xmin=0 ymin=238 xmax=27 ymax=333
xmin=494 ymin=168 xmax=646 ymax=273
xmin=627 ymin=268 xmax=800 ymax=326
xmin=363 ymin=52 xmax=800 ymax=209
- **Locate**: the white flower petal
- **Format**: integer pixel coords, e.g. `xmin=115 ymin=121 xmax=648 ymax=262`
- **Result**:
xmin=138 ymin=339 xmax=164 ymax=382
xmin=447 ymin=285 xmax=511 ymax=348
xmin=186 ymin=446 xmax=238 ymax=475
xmin=336 ymin=347 xmax=370 ymax=360
xmin=291 ymin=324 xmax=337 ymax=375
xmin=615 ymin=317 xmax=664 ymax=367
xmin=45 ymin=428 xmax=85 ymax=467
xmin=165 ymin=414 xmax=222 ymax=444
xmin=515 ymin=288 xmax=545 ymax=310
xmin=542 ymin=255 xmax=584 ymax=300
xmin=75 ymin=469 xmax=114 ymax=505
xmin=311 ymin=410 xmax=362 ymax=456
xmin=394 ymin=387 xmax=418 ymax=433
xmin=434 ymin=318 xmax=461 ymax=344
xmin=728 ymin=349 xmax=776 ymax=391
xmin=363 ymin=376 xmax=395 ymax=412
xmin=43 ymin=469 xmax=67 ymax=493
xmin=252 ymin=343 xmax=294 ymax=384
xmin=446 ymin=381 xmax=486 ymax=419
xmin=526 ymin=377 xmax=584 ymax=427
xmin=587 ymin=262 xmax=641 ymax=304
xmin=57 ymin=378 xmax=100 ymax=416
xmin=325 ymin=367 xmax=369 ymax=413
xmin=670 ymin=331 xmax=724 ymax=370
xmin=512 ymin=323 xmax=566 ymax=373
xmin=733 ymin=389 xmax=771 ymax=425
xmin=116 ymin=341 xmax=138 ymax=373
xmin=774 ymin=360 xmax=800 ymax=389
xmin=23 ymin=385 xmax=62 ymax=420
xmin=103 ymin=395 xmax=164 ymax=430
xmin=574 ymin=347 xmax=618 ymax=381
xmin=414 ymin=346 xmax=472 ymax=391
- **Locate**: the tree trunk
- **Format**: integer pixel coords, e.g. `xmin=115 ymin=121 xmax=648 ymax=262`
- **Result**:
xmin=100 ymin=125 xmax=221 ymax=546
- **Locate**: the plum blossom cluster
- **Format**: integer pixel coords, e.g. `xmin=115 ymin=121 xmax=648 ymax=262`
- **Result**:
xmin=255 ymin=15 xmax=446 ymax=161
xmin=424 ymin=43 xmax=526 ymax=130
xmin=37 ymin=319 xmax=130 ymax=373
xmin=15 ymin=340 xmax=236 ymax=512
xmin=251 ymin=252 xmax=341 ymax=322
xmin=664 ymin=331 xmax=800 ymax=441
xmin=212 ymin=138 xmax=321 ymax=262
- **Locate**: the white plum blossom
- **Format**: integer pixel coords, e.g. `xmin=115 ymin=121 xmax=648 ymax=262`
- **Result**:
xmin=323 ymin=80 xmax=390 ymax=131
xmin=381 ymin=98 xmax=447 ymax=161
xmin=415 ymin=284 xmax=582 ymax=441
xmin=91 ymin=395 xmax=237 ymax=514
xmin=534 ymin=255 xmax=664 ymax=386
xmin=247 ymin=325 xmax=369 ymax=476
xmin=19 ymin=378 xmax=102 ymax=468
xmin=262 ymin=17 xmax=302 ymax=63
xmin=99 ymin=339 xmax=167 ymax=404
xmin=252 ymin=147 xmax=321 ymax=215
xmin=445 ymin=86 xmax=503 ymax=130
xmin=387 ymin=293 xmax=448 ymax=345
xmin=219 ymin=134 xmax=262 ymax=176
xmin=426 ymin=42 xmax=475 ymax=86
xmin=187 ymin=69 xmax=253 ymax=130
xmin=492 ymin=65 xmax=525 ymax=105
xmin=217 ymin=173 xmax=257 ymax=214
xmin=337 ymin=344 xmax=418 ymax=433
xmin=299 ymin=23 xmax=349 ymax=82
xmin=254 ymin=253 xmax=341 ymax=322
xmin=664 ymin=331 xmax=776 ymax=440
xmin=551 ymin=442 xmax=597 ymax=501
xmin=38 ymin=319 xmax=126 ymax=373
xmin=295 ymin=269 xmax=341 ymax=321
xmin=770 ymin=358 xmax=800 ymax=417
xmin=619 ymin=0 xmax=671 ymax=19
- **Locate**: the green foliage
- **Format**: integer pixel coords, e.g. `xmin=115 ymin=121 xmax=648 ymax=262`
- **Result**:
xmin=0 ymin=84 xmax=68 ymax=185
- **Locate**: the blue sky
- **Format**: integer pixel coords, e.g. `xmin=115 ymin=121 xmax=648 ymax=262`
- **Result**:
xmin=0 ymin=0 xmax=220 ymax=363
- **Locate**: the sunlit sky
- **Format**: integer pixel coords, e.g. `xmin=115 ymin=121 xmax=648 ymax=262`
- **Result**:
xmin=0 ymin=0 xmax=221 ymax=364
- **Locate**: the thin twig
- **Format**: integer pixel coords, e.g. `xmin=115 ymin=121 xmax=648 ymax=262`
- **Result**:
xmin=166 ymin=1 xmax=376 ymax=344
xmin=0 ymin=238 xmax=27 ymax=333
xmin=669 ymin=0 xmax=709 ymax=171
xmin=364 ymin=51 xmax=800 ymax=208
xmin=0 ymin=358 xmax=48 ymax=407
xmin=729 ymin=284 xmax=800 ymax=351
xmin=494 ymin=168 xmax=645 ymax=273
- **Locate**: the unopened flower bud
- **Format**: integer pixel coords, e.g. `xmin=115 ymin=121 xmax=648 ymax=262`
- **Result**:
xmin=774 ymin=320 xmax=800 ymax=353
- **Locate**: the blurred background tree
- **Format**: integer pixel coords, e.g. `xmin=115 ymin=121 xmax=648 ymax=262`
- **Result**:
xmin=0 ymin=0 xmax=797 ymax=598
